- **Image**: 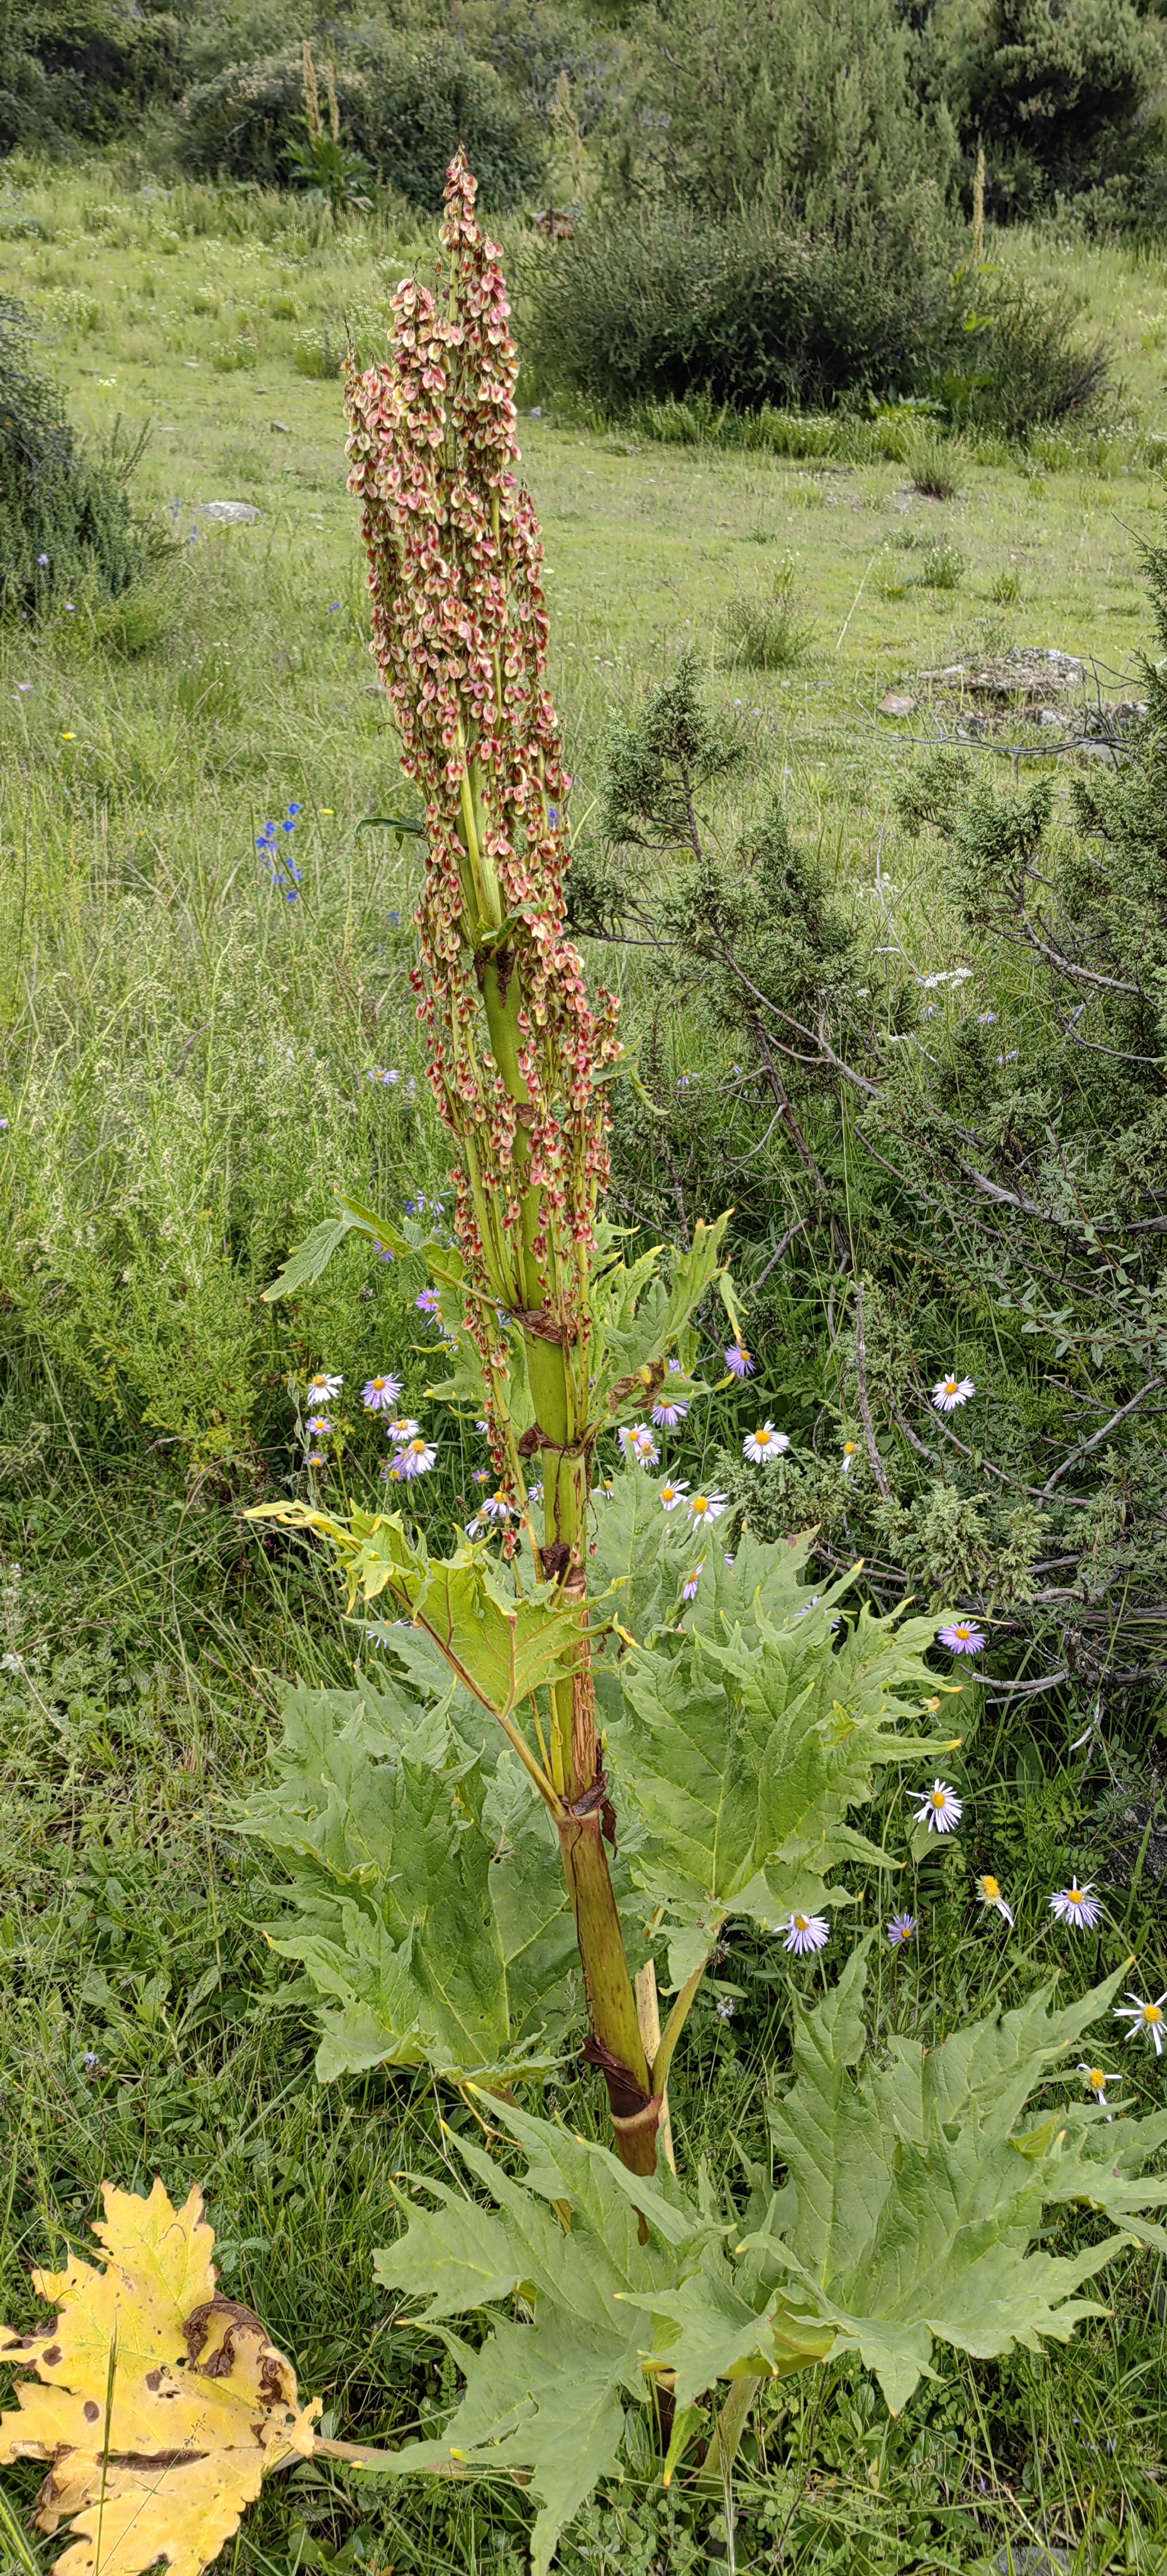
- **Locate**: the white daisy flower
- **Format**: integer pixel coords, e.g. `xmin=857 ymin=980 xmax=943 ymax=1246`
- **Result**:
xmin=478 ymin=1489 xmax=511 ymax=1523
xmin=783 ymin=1911 xmax=830 ymax=1957
xmin=389 ymin=1436 xmax=438 ymax=1480
xmin=362 ymin=1373 xmax=402 ymax=1412
xmin=975 ymin=1872 xmax=1014 ymax=1927
xmin=619 ymin=1422 xmax=659 ymax=1465
xmin=304 ymin=1414 xmax=332 ymax=1438
xmin=1049 ymin=1879 xmax=1103 ymax=1931
xmin=689 ymin=1489 xmax=727 ymax=1524
xmin=932 ymin=1373 xmax=976 ymax=1412
xmin=912 ymin=1779 xmax=963 ymax=1834
xmin=1114 ymin=1992 xmax=1167 ymax=2055
xmin=743 ymin=1421 xmax=790 ymax=1465
xmin=306 ymin=1372 xmax=343 ymax=1403
xmin=386 ymin=1416 xmax=421 ymax=1444
xmin=1078 ymin=2062 xmax=1121 ymax=2105
xmin=658 ymin=1478 xmax=690 ymax=1511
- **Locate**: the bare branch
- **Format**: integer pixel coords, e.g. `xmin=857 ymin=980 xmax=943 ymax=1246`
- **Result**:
xmin=1040 ymin=1377 xmax=1163 ymax=1496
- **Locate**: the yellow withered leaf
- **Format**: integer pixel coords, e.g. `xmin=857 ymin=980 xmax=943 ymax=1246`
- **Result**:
xmin=0 ymin=2177 xmax=320 ymax=2576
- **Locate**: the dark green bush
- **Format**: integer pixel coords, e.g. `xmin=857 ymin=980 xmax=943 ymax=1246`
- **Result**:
xmin=530 ymin=199 xmax=1113 ymax=427
xmin=599 ymin=0 xmax=957 ymax=222
xmin=0 ymin=303 xmax=144 ymax=618
xmin=925 ymin=0 xmax=1166 ymax=216
xmin=967 ymin=271 xmax=1112 ymax=433
xmin=0 ymin=0 xmax=182 ymax=151
xmin=528 ymin=194 xmax=966 ymax=413
xmin=175 ymin=33 xmax=546 ymax=209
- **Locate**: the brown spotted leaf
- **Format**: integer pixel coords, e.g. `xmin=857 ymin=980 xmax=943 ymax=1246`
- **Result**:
xmin=0 ymin=2178 xmax=319 ymax=2576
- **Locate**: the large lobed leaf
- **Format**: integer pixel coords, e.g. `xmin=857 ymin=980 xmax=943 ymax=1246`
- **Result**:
xmin=604 ymin=1539 xmax=956 ymax=1980
xmin=753 ymin=1942 xmax=1167 ymax=2411
xmin=363 ymin=1959 xmax=1167 ymax=2571
xmin=237 ymin=1678 xmax=579 ymax=2087
xmin=244 ymin=1506 xmax=584 ymax=1721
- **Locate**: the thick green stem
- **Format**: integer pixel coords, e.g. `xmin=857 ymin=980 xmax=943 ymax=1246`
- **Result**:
xmin=458 ymin=765 xmax=653 ymax=2176
xmin=558 ymin=1811 xmax=656 ymax=2170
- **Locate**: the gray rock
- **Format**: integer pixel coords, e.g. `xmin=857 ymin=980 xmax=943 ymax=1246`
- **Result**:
xmin=195 ymin=501 xmax=261 ymax=525
xmin=994 ymin=2548 xmax=1068 ymax=2575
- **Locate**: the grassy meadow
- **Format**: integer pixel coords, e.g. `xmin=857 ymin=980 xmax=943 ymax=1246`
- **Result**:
xmin=5 ymin=161 xmax=1167 ymax=2576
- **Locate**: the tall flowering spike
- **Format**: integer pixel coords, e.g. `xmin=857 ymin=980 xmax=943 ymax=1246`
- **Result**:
xmin=345 ymin=155 xmax=621 ymax=1447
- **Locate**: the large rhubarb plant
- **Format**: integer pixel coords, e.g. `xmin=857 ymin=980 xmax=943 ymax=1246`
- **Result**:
xmin=9 ymin=153 xmax=1166 ymax=2576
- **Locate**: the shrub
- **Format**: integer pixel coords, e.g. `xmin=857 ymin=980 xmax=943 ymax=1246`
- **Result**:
xmin=531 ymin=204 xmax=1113 ymax=430
xmin=175 ymin=34 xmax=545 ymax=209
xmin=918 ymin=540 xmax=966 ymax=589
xmin=210 ymin=336 xmax=257 ymax=373
xmin=907 ymin=430 xmax=962 ymax=498
xmin=0 ymin=0 xmax=183 ymax=152
xmin=721 ymin=558 xmax=814 ymax=668
xmin=600 ymin=0 xmax=958 ymax=223
xmin=528 ymin=194 xmax=965 ymax=413
xmin=969 ymin=270 xmax=1112 ymax=433
xmin=292 ymin=326 xmax=344 ymax=380
xmin=0 ymin=300 xmax=143 ymax=619
xmin=926 ymin=0 xmax=1166 ymax=214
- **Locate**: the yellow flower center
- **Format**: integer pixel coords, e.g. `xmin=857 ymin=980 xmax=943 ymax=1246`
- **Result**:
xmin=693 ymin=1497 xmax=709 ymax=1514
xmin=843 ymin=1440 xmax=859 ymax=1457
xmin=410 ymin=1440 xmax=427 ymax=1457
xmin=1146 ymin=2004 xmax=1163 ymax=2024
xmin=794 ymin=1915 xmax=810 ymax=1931
xmin=372 ymin=1378 xmax=387 ymax=1390
xmin=944 ymin=1379 xmax=958 ymax=1394
xmin=930 ymin=1789 xmax=947 ymax=1809
xmin=756 ymin=1428 xmax=772 ymax=1445
xmin=1088 ymin=2070 xmax=1107 ymax=2090
xmin=1067 ymin=1887 xmax=1085 ymax=1905
xmin=982 ymin=1875 xmax=1000 ymax=1901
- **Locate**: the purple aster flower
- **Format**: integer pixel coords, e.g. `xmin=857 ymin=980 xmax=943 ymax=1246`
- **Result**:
xmin=680 ymin=1564 xmax=704 ymax=1602
xmin=939 ymin=1620 xmax=985 ymax=1655
xmin=887 ymin=1912 xmax=917 ymax=1948
xmin=724 ymin=1343 xmax=754 ymax=1378
xmin=415 ymin=1286 xmax=441 ymax=1316
xmin=362 ymin=1374 xmax=402 ymax=1412
xmin=1049 ymin=1879 xmax=1103 ymax=1931
xmin=783 ymin=1912 xmax=830 ymax=1956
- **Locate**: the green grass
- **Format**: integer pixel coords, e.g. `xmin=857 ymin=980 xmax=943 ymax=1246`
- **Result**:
xmin=3 ymin=158 xmax=1167 ymax=2574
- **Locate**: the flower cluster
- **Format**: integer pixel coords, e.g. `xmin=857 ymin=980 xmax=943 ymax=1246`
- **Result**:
xmin=300 ymin=1368 xmax=341 ymax=1470
xmin=345 ymin=152 xmax=622 ymax=1433
xmin=382 ymin=1412 xmax=438 ymax=1482
xmin=256 ymin=801 xmax=304 ymax=901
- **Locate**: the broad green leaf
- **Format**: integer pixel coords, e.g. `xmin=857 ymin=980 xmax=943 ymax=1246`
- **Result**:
xmin=586 ymin=1468 xmax=701 ymax=1684
xmin=587 ymin=1216 xmax=732 ymax=1423
xmin=236 ymin=1688 xmax=578 ymax=2087
xmin=363 ymin=2309 xmax=638 ymax=2576
xmin=605 ymin=1552 xmax=951 ymax=1973
xmin=262 ymin=1192 xmax=405 ymax=1302
xmin=243 ymin=1507 xmax=584 ymax=1722
xmin=755 ymin=1945 xmax=1167 ymax=2412
xmin=358 ymin=1963 xmax=1167 ymax=2569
